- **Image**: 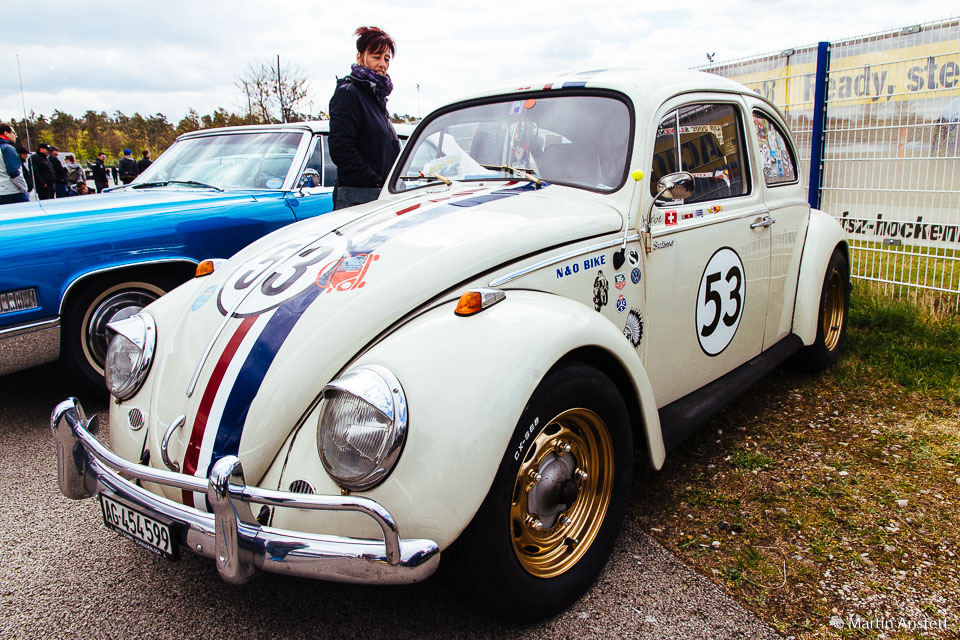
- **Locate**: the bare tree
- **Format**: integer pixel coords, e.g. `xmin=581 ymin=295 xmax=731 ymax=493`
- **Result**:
xmin=235 ymin=58 xmax=313 ymax=123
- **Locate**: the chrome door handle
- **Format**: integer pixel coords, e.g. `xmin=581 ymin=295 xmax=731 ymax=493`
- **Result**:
xmin=750 ymin=215 xmax=776 ymax=229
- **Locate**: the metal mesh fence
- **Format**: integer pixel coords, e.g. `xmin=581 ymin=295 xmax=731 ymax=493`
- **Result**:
xmin=698 ymin=18 xmax=960 ymax=311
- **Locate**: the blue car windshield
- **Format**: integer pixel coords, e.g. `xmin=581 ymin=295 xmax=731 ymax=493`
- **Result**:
xmin=134 ymin=131 xmax=305 ymax=190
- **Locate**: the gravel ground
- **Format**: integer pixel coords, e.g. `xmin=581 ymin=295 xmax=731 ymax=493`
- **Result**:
xmin=1 ymin=364 xmax=779 ymax=639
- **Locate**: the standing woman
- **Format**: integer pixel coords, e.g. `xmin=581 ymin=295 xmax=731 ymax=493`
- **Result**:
xmin=329 ymin=26 xmax=400 ymax=209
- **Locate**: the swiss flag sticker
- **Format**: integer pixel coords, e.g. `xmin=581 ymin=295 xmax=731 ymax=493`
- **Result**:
xmin=665 ymin=210 xmax=678 ymax=226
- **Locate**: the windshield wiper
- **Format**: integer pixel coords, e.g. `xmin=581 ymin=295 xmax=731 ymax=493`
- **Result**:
xmin=479 ymin=164 xmax=542 ymax=186
xmin=399 ymin=172 xmax=452 ymax=186
xmin=131 ymin=180 xmax=224 ymax=192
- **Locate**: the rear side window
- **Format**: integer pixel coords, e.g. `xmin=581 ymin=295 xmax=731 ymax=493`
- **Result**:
xmin=752 ymin=111 xmax=798 ymax=186
xmin=650 ymin=103 xmax=749 ymax=203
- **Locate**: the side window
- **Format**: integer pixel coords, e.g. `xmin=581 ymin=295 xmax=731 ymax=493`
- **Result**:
xmin=752 ymin=111 xmax=798 ymax=186
xmin=321 ymin=136 xmax=337 ymax=187
xmin=650 ymin=103 xmax=749 ymax=203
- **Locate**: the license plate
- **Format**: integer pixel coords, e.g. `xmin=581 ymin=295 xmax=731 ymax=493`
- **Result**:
xmin=100 ymin=494 xmax=178 ymax=559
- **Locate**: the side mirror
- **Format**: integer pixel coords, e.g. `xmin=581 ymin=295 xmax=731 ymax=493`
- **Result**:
xmin=655 ymin=171 xmax=695 ymax=201
xmin=298 ymin=169 xmax=321 ymax=190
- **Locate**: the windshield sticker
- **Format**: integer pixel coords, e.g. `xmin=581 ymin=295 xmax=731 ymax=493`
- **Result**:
xmin=265 ymin=177 xmax=283 ymax=189
xmin=592 ymin=271 xmax=609 ymax=311
xmin=509 ymin=101 xmax=524 ymax=115
xmin=614 ymin=273 xmax=626 ymax=290
xmin=631 ymin=268 xmax=642 ymax=284
xmin=616 ymin=295 xmax=627 ymax=312
xmin=556 ymin=253 xmax=606 ymax=279
xmin=665 ymin=211 xmax=678 ymax=226
xmin=623 ymin=308 xmax=643 ymax=347
xmin=628 ymin=249 xmax=639 ymax=266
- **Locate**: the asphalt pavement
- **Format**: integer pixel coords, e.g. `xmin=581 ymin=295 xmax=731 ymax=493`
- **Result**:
xmin=0 ymin=364 xmax=781 ymax=639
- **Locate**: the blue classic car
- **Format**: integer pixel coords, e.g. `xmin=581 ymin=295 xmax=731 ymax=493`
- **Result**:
xmin=1 ymin=121 xmax=410 ymax=393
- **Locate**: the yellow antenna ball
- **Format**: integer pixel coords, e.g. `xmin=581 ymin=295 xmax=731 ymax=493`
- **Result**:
xmin=631 ymin=170 xmax=644 ymax=181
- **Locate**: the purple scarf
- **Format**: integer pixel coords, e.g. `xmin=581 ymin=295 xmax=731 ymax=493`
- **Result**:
xmin=350 ymin=63 xmax=393 ymax=112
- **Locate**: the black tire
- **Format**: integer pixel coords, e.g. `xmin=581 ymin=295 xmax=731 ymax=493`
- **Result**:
xmin=444 ymin=361 xmax=633 ymax=622
xmin=795 ymin=250 xmax=850 ymax=372
xmin=59 ymin=272 xmax=178 ymax=397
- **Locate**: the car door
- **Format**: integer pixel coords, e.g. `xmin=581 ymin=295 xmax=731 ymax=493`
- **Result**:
xmin=288 ymin=133 xmax=335 ymax=219
xmin=641 ymin=96 xmax=772 ymax=406
xmin=745 ymin=100 xmax=810 ymax=349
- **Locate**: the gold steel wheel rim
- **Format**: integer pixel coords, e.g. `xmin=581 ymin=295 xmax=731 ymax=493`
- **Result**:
xmin=822 ymin=269 xmax=846 ymax=352
xmin=510 ymin=408 xmax=614 ymax=578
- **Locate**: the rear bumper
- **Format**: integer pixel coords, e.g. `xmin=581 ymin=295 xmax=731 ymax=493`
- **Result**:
xmin=51 ymin=397 xmax=440 ymax=585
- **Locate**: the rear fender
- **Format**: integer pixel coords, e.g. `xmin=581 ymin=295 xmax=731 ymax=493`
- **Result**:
xmin=793 ymin=209 xmax=848 ymax=345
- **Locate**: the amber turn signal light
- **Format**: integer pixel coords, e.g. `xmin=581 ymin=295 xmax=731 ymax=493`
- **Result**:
xmin=195 ymin=260 xmax=216 ymax=277
xmin=455 ymin=288 xmax=506 ymax=316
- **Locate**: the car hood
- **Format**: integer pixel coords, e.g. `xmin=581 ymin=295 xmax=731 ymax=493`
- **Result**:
xmin=148 ymin=181 xmax=623 ymax=490
xmin=0 ymin=189 xmax=264 ymax=229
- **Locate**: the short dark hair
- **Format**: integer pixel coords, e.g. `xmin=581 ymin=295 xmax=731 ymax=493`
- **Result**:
xmin=142 ymin=150 xmax=150 ymax=157
xmin=16 ymin=146 xmax=27 ymax=155
xmin=0 ymin=123 xmax=13 ymax=135
xmin=355 ymin=26 xmax=395 ymax=57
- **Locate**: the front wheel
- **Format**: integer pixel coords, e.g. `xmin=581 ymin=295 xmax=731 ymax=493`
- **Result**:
xmin=796 ymin=249 xmax=850 ymax=372
xmin=60 ymin=274 xmax=176 ymax=396
xmin=445 ymin=361 xmax=633 ymax=621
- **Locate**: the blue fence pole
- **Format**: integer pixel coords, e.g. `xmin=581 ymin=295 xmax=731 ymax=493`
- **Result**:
xmin=808 ymin=41 xmax=830 ymax=209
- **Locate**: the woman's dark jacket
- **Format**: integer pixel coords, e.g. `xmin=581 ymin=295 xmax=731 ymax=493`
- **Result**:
xmin=328 ymin=75 xmax=400 ymax=188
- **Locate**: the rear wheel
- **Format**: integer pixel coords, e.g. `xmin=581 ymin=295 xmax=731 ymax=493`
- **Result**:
xmin=796 ymin=250 xmax=850 ymax=372
xmin=60 ymin=273 xmax=177 ymax=396
xmin=445 ymin=361 xmax=632 ymax=621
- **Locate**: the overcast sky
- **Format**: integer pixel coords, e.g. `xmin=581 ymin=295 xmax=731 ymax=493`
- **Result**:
xmin=2 ymin=1 xmax=954 ymax=125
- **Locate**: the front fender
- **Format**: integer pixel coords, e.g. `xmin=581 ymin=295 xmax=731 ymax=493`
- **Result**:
xmin=793 ymin=208 xmax=848 ymax=345
xmin=268 ymin=290 xmax=664 ymax=549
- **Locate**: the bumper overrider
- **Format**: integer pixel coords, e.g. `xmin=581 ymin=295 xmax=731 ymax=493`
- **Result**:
xmin=51 ymin=397 xmax=440 ymax=585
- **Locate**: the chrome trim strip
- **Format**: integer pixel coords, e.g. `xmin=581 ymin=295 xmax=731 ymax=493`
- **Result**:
xmin=0 ymin=317 xmax=59 ymax=338
xmin=0 ymin=319 xmax=60 ymax=376
xmin=50 ymin=398 xmax=440 ymax=585
xmin=488 ymin=235 xmax=640 ymax=287
xmin=58 ymin=259 xmax=200 ymax=317
xmin=650 ymin=207 xmax=772 ymax=238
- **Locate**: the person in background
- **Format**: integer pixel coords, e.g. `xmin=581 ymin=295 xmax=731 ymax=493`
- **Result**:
xmin=0 ymin=123 xmax=29 ymax=205
xmin=16 ymin=146 xmax=32 ymax=194
xmin=29 ymin=143 xmax=55 ymax=200
xmin=91 ymin=151 xmax=109 ymax=193
xmin=137 ymin=150 xmax=152 ymax=173
xmin=118 ymin=148 xmax=138 ymax=184
xmin=328 ymin=26 xmax=400 ymax=209
xmin=75 ymin=182 xmax=89 ymax=195
xmin=64 ymin=154 xmax=85 ymax=192
xmin=111 ymin=165 xmax=119 ymax=185
xmin=49 ymin=146 xmax=68 ymax=197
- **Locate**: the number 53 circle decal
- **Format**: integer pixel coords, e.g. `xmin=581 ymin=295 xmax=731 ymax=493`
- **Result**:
xmin=696 ymin=247 xmax=745 ymax=356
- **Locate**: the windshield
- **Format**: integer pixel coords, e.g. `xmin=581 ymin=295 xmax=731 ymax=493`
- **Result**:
xmin=393 ymin=94 xmax=631 ymax=193
xmin=134 ymin=131 xmax=306 ymax=190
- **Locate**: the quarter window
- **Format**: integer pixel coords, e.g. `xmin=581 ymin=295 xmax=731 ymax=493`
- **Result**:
xmin=752 ymin=112 xmax=797 ymax=186
xmin=650 ymin=103 xmax=748 ymax=203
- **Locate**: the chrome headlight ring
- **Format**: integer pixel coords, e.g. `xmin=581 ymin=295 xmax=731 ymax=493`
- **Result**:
xmin=317 ymin=365 xmax=408 ymax=491
xmin=104 ymin=313 xmax=156 ymax=400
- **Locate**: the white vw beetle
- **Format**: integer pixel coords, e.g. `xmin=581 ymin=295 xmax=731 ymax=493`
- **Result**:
xmin=52 ymin=68 xmax=849 ymax=621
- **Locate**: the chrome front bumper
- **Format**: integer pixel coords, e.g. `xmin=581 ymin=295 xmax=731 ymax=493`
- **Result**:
xmin=51 ymin=397 xmax=440 ymax=585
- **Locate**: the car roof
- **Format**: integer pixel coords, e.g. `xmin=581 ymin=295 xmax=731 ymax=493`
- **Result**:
xmin=177 ymin=120 xmax=417 ymax=141
xmin=445 ymin=67 xmax=766 ymax=116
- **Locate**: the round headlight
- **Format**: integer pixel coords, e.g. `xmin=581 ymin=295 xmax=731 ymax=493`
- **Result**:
xmin=317 ymin=365 xmax=407 ymax=491
xmin=104 ymin=313 xmax=156 ymax=400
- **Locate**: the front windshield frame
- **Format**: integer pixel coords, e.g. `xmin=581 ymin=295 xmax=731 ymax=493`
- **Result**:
xmin=133 ymin=128 xmax=312 ymax=191
xmin=389 ymin=88 xmax=635 ymax=195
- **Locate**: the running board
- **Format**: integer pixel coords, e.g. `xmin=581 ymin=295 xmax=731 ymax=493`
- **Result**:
xmin=658 ymin=335 xmax=803 ymax=451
